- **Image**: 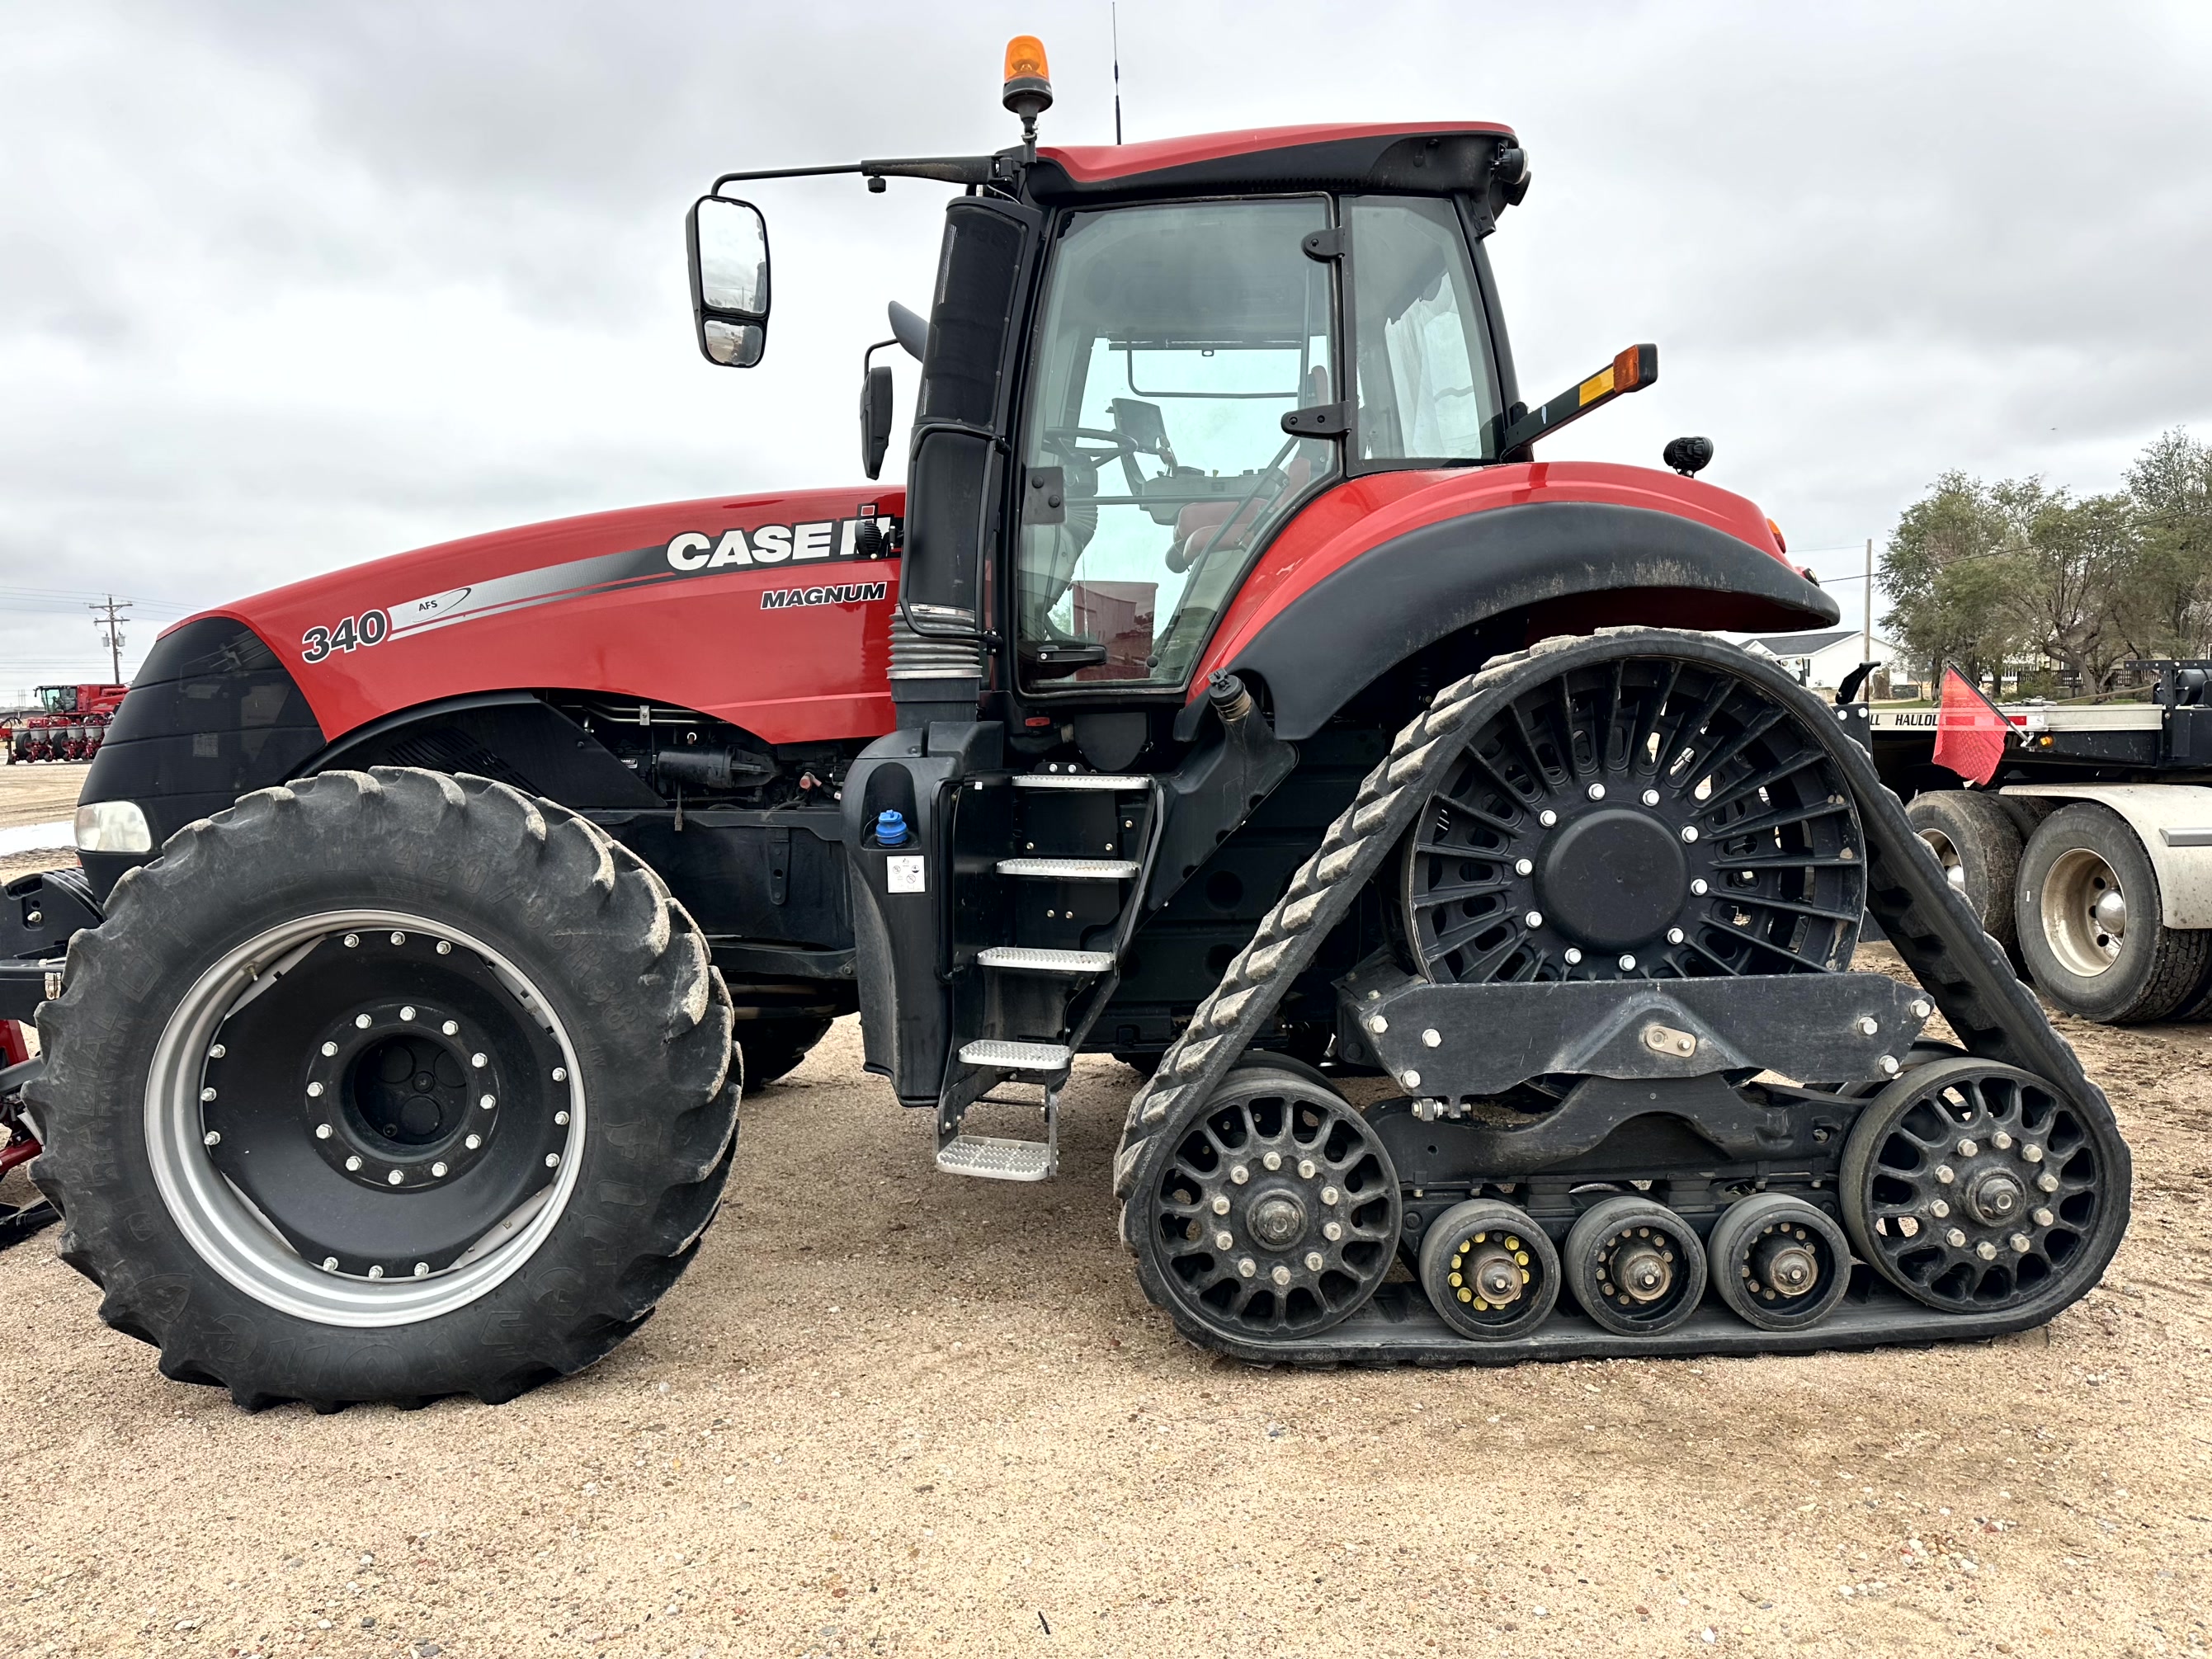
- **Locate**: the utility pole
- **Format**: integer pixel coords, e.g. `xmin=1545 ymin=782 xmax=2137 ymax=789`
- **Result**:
xmin=1862 ymin=538 xmax=1874 ymax=673
xmin=89 ymin=594 xmax=131 ymax=684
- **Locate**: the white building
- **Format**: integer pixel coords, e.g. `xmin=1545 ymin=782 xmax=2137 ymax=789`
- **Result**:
xmin=1739 ymin=628 xmax=1908 ymax=694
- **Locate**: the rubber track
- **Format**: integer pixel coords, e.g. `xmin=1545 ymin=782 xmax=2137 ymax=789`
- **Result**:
xmin=1114 ymin=628 xmax=2129 ymax=1364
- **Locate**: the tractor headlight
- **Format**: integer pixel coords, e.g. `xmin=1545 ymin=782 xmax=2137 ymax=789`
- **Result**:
xmin=76 ymin=800 xmax=153 ymax=855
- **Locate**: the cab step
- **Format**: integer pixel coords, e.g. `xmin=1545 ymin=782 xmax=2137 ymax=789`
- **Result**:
xmin=935 ymin=1133 xmax=1057 ymax=1181
xmin=975 ymin=946 xmax=1116 ymax=973
xmin=994 ymin=857 xmax=1139 ymax=879
xmin=957 ymin=1038 xmax=1072 ymax=1071
xmin=1012 ymin=773 xmax=1148 ymax=791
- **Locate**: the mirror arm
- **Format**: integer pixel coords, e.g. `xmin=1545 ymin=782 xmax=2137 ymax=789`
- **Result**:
xmin=711 ymin=154 xmax=1000 ymax=193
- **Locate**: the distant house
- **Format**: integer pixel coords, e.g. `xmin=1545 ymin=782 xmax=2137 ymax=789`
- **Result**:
xmin=1738 ymin=628 xmax=1906 ymax=693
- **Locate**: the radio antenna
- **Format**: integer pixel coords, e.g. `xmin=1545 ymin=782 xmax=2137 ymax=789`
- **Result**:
xmin=1111 ymin=1 xmax=1123 ymax=144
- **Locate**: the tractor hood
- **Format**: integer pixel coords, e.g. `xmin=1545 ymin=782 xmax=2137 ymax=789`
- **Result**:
xmin=168 ymin=486 xmax=906 ymax=751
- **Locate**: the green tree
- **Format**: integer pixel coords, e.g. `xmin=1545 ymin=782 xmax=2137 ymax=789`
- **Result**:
xmin=2004 ymin=483 xmax=2134 ymax=695
xmin=1880 ymin=472 xmax=2024 ymax=687
xmin=2118 ymin=428 xmax=2212 ymax=658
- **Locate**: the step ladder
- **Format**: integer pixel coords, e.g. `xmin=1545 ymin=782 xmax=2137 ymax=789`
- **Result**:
xmin=935 ymin=1084 xmax=1059 ymax=1182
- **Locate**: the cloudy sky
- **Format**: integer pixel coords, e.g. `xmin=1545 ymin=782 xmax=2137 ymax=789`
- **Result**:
xmin=5 ymin=0 xmax=2210 ymax=692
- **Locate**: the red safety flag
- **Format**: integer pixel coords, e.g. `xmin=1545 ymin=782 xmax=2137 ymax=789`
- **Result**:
xmin=1931 ymin=665 xmax=2011 ymax=786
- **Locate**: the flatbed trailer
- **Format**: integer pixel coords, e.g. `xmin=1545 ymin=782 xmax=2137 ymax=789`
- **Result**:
xmin=1861 ymin=672 xmax=2212 ymax=1024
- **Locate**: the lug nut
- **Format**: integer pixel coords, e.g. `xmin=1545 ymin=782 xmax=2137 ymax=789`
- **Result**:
xmin=345 ymin=1155 xmax=363 ymax=1171
xmin=554 ymin=1110 xmax=569 ymax=1125
xmin=1210 ymin=1195 xmax=1231 ymax=1215
xmin=1691 ymin=878 xmax=1710 ymax=895
xmin=545 ymin=1152 xmax=561 ymax=1168
xmin=343 ymin=933 xmax=360 ymax=949
xmin=1945 ymin=1228 xmax=1967 ymax=1248
xmin=465 ymin=1133 xmax=483 ymax=1151
xmin=2033 ymin=1207 xmax=2054 ymax=1227
xmin=2022 ymin=1143 xmax=2045 ymax=1163
xmin=552 ymin=1067 xmax=568 ymax=1082
xmin=414 ymin=1262 xmax=430 ymax=1278
xmin=1680 ymin=825 xmax=1700 ymax=844
xmin=1618 ymin=954 xmax=1636 ymax=972
xmin=1515 ymin=857 xmax=1534 ymax=876
xmin=367 ymin=1264 xmax=384 ymax=1279
xmin=387 ymin=1170 xmax=404 ymax=1186
xmin=1857 ymin=1016 xmax=1879 ymax=1036
xmin=1320 ymin=1186 xmax=1340 ymax=1205
xmin=1563 ymin=947 xmax=1583 ymax=964
xmin=200 ymin=1086 xmax=218 ymax=1102
xmin=1666 ymin=928 xmax=1684 ymax=945
xmin=471 ymin=1052 xmax=488 ymax=1069
xmin=1298 ymin=1159 xmax=1317 ymax=1179
xmin=321 ymin=1256 xmax=338 ymax=1271
xmin=1230 ymin=1164 xmax=1250 ymax=1185
xmin=479 ymin=1095 xmax=496 ymax=1111
xmin=315 ymin=1123 xmax=333 ymax=1140
xmin=1525 ymin=911 xmax=1545 ymax=929
xmin=1214 ymin=1231 xmax=1234 ymax=1251
xmin=355 ymin=1014 xmax=372 ymax=1030
xmin=399 ymin=1005 xmax=417 ymax=1021
xmin=436 ymin=940 xmax=452 ymax=955
xmin=1975 ymin=1240 xmax=1997 ymax=1260
xmin=1587 ymin=784 xmax=1606 ymax=801
xmin=321 ymin=1041 xmax=337 ymax=1057
xmin=431 ymin=1162 xmax=448 ymax=1178
xmin=1539 ymin=809 xmax=1558 ymax=827
xmin=1400 ymin=1069 xmax=1422 ymax=1089
xmin=1422 ymin=1029 xmax=1441 ymax=1048
xmin=1271 ymin=1264 xmax=1292 ymax=1286
xmin=442 ymin=1020 xmax=460 ymax=1037
xmin=1262 ymin=1151 xmax=1282 ymax=1171
xmin=1238 ymin=1257 xmax=1257 ymax=1279
xmin=307 ymin=1082 xmax=324 ymax=1098
xmin=2010 ymin=1232 xmax=2032 ymax=1254
xmin=389 ymin=931 xmax=406 ymax=946
xmin=2037 ymin=1171 xmax=2059 ymax=1193
xmin=1993 ymin=1131 xmax=2013 ymax=1150
xmin=208 ymin=1043 xmax=227 ymax=1060
xmin=201 ymin=1130 xmax=220 ymax=1147
xmin=1642 ymin=789 xmax=1660 ymax=807
xmin=1957 ymin=1138 xmax=1979 ymax=1157
xmin=1935 ymin=1165 xmax=1955 ymax=1185
xmin=1928 ymin=1199 xmax=1950 ymax=1218
xmin=1323 ymin=1220 xmax=1342 ymax=1241
xmin=1305 ymin=1251 xmax=1326 ymax=1271
xmin=1367 ymin=1015 xmax=1388 ymax=1035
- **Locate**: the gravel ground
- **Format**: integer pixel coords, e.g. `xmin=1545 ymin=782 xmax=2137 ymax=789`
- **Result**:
xmin=0 ymin=771 xmax=2205 ymax=1657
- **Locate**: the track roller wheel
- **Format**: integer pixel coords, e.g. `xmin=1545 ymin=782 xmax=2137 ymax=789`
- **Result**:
xmin=1130 ymin=1065 xmax=1398 ymax=1346
xmin=1841 ymin=1055 xmax=2126 ymax=1316
xmin=1705 ymin=1193 xmax=1851 ymax=1331
xmin=1563 ymin=1195 xmax=1707 ymax=1335
xmin=1417 ymin=1199 xmax=1559 ymax=1340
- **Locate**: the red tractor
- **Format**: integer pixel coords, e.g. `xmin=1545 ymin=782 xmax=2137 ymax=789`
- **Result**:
xmin=4 ymin=684 xmax=125 ymax=764
xmin=2 ymin=42 xmax=2125 ymax=1409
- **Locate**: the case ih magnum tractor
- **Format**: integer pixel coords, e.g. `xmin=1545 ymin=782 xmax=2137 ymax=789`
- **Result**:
xmin=6 ymin=46 xmax=2125 ymax=1407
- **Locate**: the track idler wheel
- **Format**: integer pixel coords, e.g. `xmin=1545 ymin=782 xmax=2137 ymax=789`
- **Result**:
xmin=1706 ymin=1193 xmax=1851 ymax=1330
xmin=1841 ymin=1056 xmax=2125 ymax=1316
xmin=1133 ymin=1065 xmax=1399 ymax=1344
xmin=1564 ymin=1195 xmax=1707 ymax=1335
xmin=1417 ymin=1199 xmax=1559 ymax=1340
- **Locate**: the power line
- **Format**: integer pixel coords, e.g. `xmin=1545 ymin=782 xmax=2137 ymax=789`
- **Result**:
xmin=88 ymin=595 xmax=132 ymax=684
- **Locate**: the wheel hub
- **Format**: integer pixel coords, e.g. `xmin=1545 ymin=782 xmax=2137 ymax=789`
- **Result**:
xmin=1611 ymin=1238 xmax=1674 ymax=1302
xmin=1247 ymin=1191 xmax=1307 ymax=1249
xmin=303 ymin=999 xmax=503 ymax=1192
xmin=1537 ymin=809 xmax=1686 ymax=950
xmin=1964 ymin=1166 xmax=2026 ymax=1226
xmin=1467 ymin=1244 xmax=1525 ymax=1306
xmin=1752 ymin=1235 xmax=1819 ymax=1297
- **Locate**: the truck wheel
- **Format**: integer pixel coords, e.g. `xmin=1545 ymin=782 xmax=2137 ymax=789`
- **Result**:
xmin=738 ymin=1017 xmax=832 ymax=1086
xmin=28 ymin=769 xmax=738 ymax=1409
xmin=1906 ymin=791 xmax=2023 ymax=959
xmin=2016 ymin=802 xmax=2210 ymax=1023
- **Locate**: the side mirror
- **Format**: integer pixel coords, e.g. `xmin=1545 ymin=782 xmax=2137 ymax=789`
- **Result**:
xmin=860 ymin=363 xmax=895 ymax=479
xmin=686 ymin=196 xmax=770 ymax=367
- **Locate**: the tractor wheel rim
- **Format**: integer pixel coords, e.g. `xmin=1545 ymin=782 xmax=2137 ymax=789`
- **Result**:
xmin=145 ymin=908 xmax=584 ymax=1328
xmin=2041 ymin=847 xmax=2125 ymax=976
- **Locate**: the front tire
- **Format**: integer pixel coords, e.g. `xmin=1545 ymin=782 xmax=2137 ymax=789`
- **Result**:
xmin=29 ymin=769 xmax=738 ymax=1409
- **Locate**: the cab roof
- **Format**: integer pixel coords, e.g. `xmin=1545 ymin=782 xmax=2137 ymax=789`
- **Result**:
xmin=1026 ymin=121 xmax=1518 ymax=204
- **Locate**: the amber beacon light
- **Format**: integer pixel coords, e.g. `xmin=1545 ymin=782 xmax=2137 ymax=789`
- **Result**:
xmin=1003 ymin=35 xmax=1054 ymax=118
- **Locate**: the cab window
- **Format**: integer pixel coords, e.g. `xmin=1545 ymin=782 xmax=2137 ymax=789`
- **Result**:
xmin=1348 ymin=196 xmax=1496 ymax=464
xmin=1014 ymin=198 xmax=1337 ymax=691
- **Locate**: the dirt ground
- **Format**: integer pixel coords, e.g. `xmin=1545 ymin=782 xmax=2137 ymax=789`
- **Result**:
xmin=0 ymin=768 xmax=2205 ymax=1658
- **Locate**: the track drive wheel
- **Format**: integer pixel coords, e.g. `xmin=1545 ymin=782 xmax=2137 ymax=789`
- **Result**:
xmin=1130 ymin=1065 xmax=1398 ymax=1346
xmin=30 ymin=769 xmax=739 ymax=1409
xmin=1417 ymin=1199 xmax=1560 ymax=1340
xmin=1563 ymin=1196 xmax=1707 ymax=1335
xmin=1706 ymin=1194 xmax=1851 ymax=1331
xmin=1840 ymin=1056 xmax=2126 ymax=1317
